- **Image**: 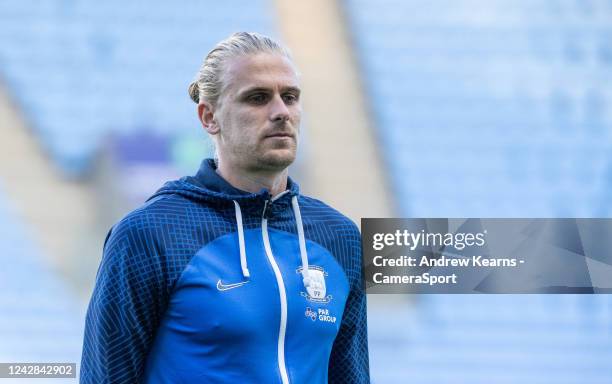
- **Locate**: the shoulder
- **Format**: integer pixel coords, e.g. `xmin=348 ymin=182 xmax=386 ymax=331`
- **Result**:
xmin=107 ymin=194 xmax=186 ymax=244
xmin=103 ymin=192 xmax=206 ymax=266
xmin=298 ymin=195 xmax=360 ymax=239
xmin=297 ymin=195 xmax=361 ymax=259
xmin=298 ymin=195 xmax=363 ymax=288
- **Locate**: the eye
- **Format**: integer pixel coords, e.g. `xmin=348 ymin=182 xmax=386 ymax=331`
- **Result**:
xmin=282 ymin=93 xmax=299 ymax=105
xmin=247 ymin=93 xmax=269 ymax=105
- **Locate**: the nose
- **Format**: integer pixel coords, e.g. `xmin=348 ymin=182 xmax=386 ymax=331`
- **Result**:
xmin=269 ymin=94 xmax=290 ymax=122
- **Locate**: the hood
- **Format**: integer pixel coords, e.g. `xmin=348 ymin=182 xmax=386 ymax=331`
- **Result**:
xmin=148 ymin=158 xmax=300 ymax=207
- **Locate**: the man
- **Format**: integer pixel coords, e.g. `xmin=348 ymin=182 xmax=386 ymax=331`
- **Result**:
xmin=81 ymin=32 xmax=369 ymax=383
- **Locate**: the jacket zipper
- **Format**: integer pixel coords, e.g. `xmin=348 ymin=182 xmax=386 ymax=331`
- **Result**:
xmin=262 ymin=198 xmax=290 ymax=384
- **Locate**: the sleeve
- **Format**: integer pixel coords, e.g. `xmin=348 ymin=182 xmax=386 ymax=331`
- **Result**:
xmin=328 ymin=228 xmax=370 ymax=384
xmin=80 ymin=219 xmax=167 ymax=384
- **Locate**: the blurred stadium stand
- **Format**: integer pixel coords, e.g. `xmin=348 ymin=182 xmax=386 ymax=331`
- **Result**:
xmin=345 ymin=0 xmax=612 ymax=218
xmin=344 ymin=0 xmax=612 ymax=382
xmin=0 ymin=0 xmax=276 ymax=178
xmin=368 ymin=295 xmax=612 ymax=383
xmin=0 ymin=184 xmax=83 ymax=382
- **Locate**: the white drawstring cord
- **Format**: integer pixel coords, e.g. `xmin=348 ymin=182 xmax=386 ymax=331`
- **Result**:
xmin=233 ymin=200 xmax=250 ymax=278
xmin=234 ymin=195 xmax=310 ymax=288
xmin=291 ymin=196 xmax=312 ymax=288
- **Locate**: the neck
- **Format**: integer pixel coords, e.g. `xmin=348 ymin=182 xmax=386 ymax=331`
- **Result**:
xmin=216 ymin=160 xmax=289 ymax=197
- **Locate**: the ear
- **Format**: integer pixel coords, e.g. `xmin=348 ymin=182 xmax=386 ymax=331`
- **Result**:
xmin=198 ymin=101 xmax=219 ymax=135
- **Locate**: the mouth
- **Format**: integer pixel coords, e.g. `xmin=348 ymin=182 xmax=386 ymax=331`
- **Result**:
xmin=265 ymin=132 xmax=294 ymax=139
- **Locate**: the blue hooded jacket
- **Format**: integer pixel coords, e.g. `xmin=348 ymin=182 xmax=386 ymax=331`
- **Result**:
xmin=80 ymin=159 xmax=370 ymax=383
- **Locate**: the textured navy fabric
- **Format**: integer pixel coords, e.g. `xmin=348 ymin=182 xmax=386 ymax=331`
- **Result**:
xmin=80 ymin=159 xmax=369 ymax=383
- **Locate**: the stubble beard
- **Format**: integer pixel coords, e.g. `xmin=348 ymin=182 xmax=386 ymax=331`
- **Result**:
xmin=250 ymin=120 xmax=299 ymax=172
xmin=252 ymin=140 xmax=297 ymax=172
xmin=220 ymin=117 xmax=299 ymax=173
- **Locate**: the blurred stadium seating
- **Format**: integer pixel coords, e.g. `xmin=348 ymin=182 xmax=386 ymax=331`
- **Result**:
xmin=0 ymin=184 xmax=83 ymax=382
xmin=0 ymin=0 xmax=276 ymax=178
xmin=345 ymin=0 xmax=612 ymax=217
xmin=344 ymin=0 xmax=612 ymax=382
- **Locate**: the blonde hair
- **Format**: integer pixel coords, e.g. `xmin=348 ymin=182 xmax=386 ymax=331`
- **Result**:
xmin=188 ymin=32 xmax=292 ymax=106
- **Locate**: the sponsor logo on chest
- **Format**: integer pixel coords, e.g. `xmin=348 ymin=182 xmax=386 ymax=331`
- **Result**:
xmin=304 ymin=307 xmax=337 ymax=324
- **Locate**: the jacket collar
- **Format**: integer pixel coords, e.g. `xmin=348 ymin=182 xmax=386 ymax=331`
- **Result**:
xmin=191 ymin=158 xmax=299 ymax=200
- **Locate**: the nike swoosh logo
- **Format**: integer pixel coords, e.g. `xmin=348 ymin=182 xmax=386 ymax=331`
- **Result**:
xmin=216 ymin=279 xmax=250 ymax=291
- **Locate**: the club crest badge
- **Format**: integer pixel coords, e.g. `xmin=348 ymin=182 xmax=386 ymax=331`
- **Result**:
xmin=297 ymin=265 xmax=332 ymax=304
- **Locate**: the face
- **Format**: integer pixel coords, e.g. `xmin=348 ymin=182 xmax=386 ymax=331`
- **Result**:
xmin=202 ymin=53 xmax=302 ymax=173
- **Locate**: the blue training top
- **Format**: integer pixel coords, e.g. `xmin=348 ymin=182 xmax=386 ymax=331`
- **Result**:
xmin=80 ymin=159 xmax=370 ymax=383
